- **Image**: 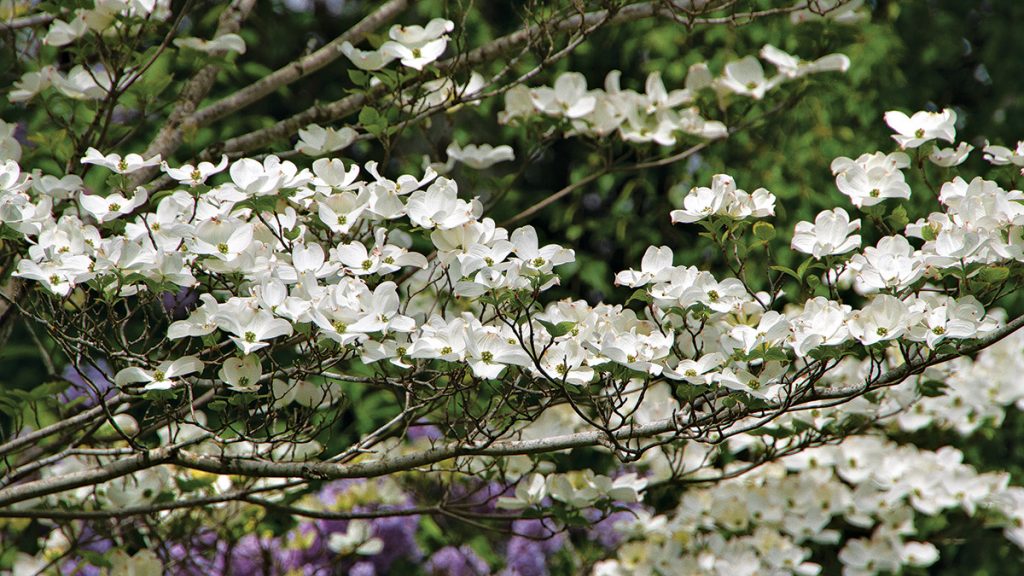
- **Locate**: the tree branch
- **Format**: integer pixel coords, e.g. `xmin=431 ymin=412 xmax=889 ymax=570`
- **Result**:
xmin=132 ymin=0 xmax=257 ymax=183
xmin=0 ymin=444 xmax=178 ymax=508
xmin=1 ymin=311 xmax=1020 ymax=508
xmin=186 ymin=0 xmax=409 ymax=130
xmin=1 ymin=12 xmax=55 ymax=31
xmin=0 ymin=394 xmax=126 ymax=460
xmin=196 ymin=0 xmax=715 ymax=158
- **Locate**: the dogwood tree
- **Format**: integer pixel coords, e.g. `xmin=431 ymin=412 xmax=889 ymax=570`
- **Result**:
xmin=2 ymin=0 xmax=1024 ymax=574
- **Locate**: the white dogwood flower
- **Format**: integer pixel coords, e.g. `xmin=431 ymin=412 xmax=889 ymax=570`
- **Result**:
xmin=79 ymin=187 xmax=149 ymax=223
xmin=216 ymin=306 xmax=294 ymax=354
xmin=115 ymin=356 xmax=203 ymax=391
xmin=295 ymin=124 xmax=357 ymax=156
xmin=173 ymin=33 xmax=246 ymax=54
xmin=406 ymin=177 xmax=481 ymax=229
xmin=445 ymin=142 xmax=515 ymax=170
xmin=831 ymin=151 xmax=911 ymax=208
xmin=219 ymin=355 xmax=262 ymax=393
xmin=615 ymin=246 xmax=674 ymax=287
xmin=848 ymin=295 xmax=914 ymax=345
xmin=161 ymin=155 xmax=228 ymax=187
xmin=497 ymin=473 xmax=548 ymax=510
xmin=717 ymin=56 xmax=780 ymax=99
xmin=81 ymin=148 xmax=161 ymax=174
xmin=929 ymin=142 xmax=973 ymax=167
xmin=531 ymin=72 xmax=596 ymax=119
xmin=760 ymin=44 xmax=850 ymax=78
xmin=884 ymin=108 xmax=956 ymax=149
xmin=791 ymin=208 xmax=861 ymax=258
xmin=327 ymin=520 xmax=384 ymax=556
xmin=982 ymin=140 xmax=1024 ymax=167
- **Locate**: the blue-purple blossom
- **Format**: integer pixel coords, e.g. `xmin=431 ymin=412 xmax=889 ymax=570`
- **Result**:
xmin=167 ymin=533 xmax=226 ymax=575
xmin=280 ymin=523 xmax=332 ymax=574
xmin=59 ymin=559 xmax=100 ymax=576
xmin=587 ymin=509 xmax=635 ymax=549
xmin=501 ymin=537 xmax=548 ymax=576
xmin=228 ymin=534 xmax=284 ymax=574
xmin=350 ymin=560 xmax=377 ymax=576
xmin=452 ymin=481 xmax=511 ymax=513
xmin=407 ymin=420 xmax=442 ymax=441
xmin=367 ymin=510 xmax=423 ymax=572
xmin=426 ymin=545 xmax=490 ymax=576
xmin=500 ymin=519 xmax=565 ymax=576
xmin=161 ymin=287 xmax=200 ymax=320
xmin=512 ymin=519 xmax=564 ymax=556
xmin=60 ymin=359 xmax=114 ymax=407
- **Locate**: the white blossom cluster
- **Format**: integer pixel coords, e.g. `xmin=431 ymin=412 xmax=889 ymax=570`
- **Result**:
xmin=3 ymin=105 xmax=1021 ymax=402
xmin=9 ymin=1 xmax=178 ymax=104
xmin=497 ymin=471 xmax=647 ymax=510
xmin=39 ymin=0 xmax=172 ymax=48
xmin=7 ymin=0 xmax=1024 ymax=571
xmin=499 ymin=45 xmax=849 ymax=146
xmin=593 ymin=436 xmax=1020 ymax=576
xmin=581 ymin=334 xmax=1024 ymax=575
xmin=0 ymin=148 xmax=577 ymax=387
xmin=340 ymin=18 xmax=455 ymax=71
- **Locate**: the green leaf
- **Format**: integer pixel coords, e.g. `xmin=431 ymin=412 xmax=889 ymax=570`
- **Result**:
xmin=29 ymin=380 xmax=69 ymax=401
xmin=752 ymin=426 xmax=792 ymax=439
xmin=626 ymin=288 xmax=652 ymax=305
xmin=358 ymin=107 xmax=387 ymax=137
xmin=752 ymin=221 xmax=776 ymax=241
xmin=791 ymin=418 xmax=813 ymax=433
xmin=918 ymin=379 xmax=949 ymax=398
xmin=979 ymin=266 xmax=1009 ymax=283
xmin=887 ymin=204 xmax=909 ymax=231
xmin=228 ymin=393 xmax=255 ymax=407
xmin=796 ymin=257 xmax=815 ymax=282
xmin=770 ymin=265 xmax=800 ymax=282
xmin=348 ymin=69 xmax=368 ymax=85
xmin=175 ymin=476 xmax=216 ymax=493
xmin=538 ymin=319 xmax=576 ymax=338
xmin=358 ymin=107 xmax=380 ymax=126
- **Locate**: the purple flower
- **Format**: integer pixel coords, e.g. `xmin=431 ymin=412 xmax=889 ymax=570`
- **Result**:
xmin=451 ymin=481 xmax=512 ymax=514
xmin=587 ymin=509 xmax=635 ymax=549
xmin=501 ymin=537 xmax=548 ymax=576
xmin=350 ymin=561 xmax=376 ymax=576
xmin=367 ymin=511 xmax=422 ymax=572
xmin=167 ymin=542 xmax=225 ymax=575
xmin=161 ymin=287 xmax=199 ymax=320
xmin=499 ymin=519 xmax=566 ymax=576
xmin=317 ymin=478 xmax=365 ymax=510
xmin=280 ymin=523 xmax=332 ymax=574
xmin=426 ymin=545 xmax=490 ymax=576
xmin=76 ymin=526 xmax=114 ymax=554
xmin=165 ymin=530 xmax=228 ymax=575
xmin=512 ymin=519 xmax=564 ymax=556
xmin=407 ymin=420 xmax=442 ymax=442
xmin=60 ymin=359 xmax=114 ymax=407
xmin=60 ymin=559 xmax=100 ymax=576
xmin=227 ymin=534 xmax=285 ymax=574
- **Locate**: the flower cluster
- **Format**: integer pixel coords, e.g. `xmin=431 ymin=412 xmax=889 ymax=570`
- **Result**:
xmin=500 ymin=45 xmax=848 ymax=146
xmin=341 ymin=18 xmax=455 ymax=71
xmin=5 ymin=3 xmax=1024 ymax=567
xmin=594 ymin=436 xmax=1018 ymax=576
